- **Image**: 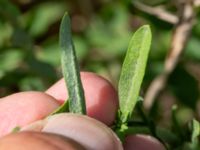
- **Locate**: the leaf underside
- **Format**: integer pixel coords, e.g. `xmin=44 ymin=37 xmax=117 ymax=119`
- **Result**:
xmin=118 ymin=25 xmax=152 ymax=124
xmin=59 ymin=13 xmax=86 ymax=114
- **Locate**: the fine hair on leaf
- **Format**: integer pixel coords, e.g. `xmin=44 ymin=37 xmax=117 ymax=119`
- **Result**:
xmin=59 ymin=12 xmax=86 ymax=114
xmin=118 ymin=25 xmax=152 ymax=124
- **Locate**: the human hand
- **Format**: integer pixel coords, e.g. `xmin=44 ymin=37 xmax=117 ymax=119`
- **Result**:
xmin=0 ymin=72 xmax=165 ymax=150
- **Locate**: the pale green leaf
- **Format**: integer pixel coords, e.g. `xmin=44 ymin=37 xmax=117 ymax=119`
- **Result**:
xmin=118 ymin=25 xmax=152 ymax=124
xmin=191 ymin=119 xmax=200 ymax=143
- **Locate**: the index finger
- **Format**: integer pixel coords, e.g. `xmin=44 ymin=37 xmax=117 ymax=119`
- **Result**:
xmin=46 ymin=72 xmax=119 ymax=126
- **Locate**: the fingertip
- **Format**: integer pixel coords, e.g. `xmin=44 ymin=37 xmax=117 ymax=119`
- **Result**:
xmin=46 ymin=78 xmax=67 ymax=103
xmin=42 ymin=113 xmax=123 ymax=150
xmin=0 ymin=91 xmax=60 ymax=137
xmin=81 ymin=72 xmax=118 ymax=125
xmin=123 ymin=134 xmax=166 ymax=150
xmin=46 ymin=72 xmax=119 ymax=125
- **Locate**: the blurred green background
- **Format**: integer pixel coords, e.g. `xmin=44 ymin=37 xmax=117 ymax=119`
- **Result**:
xmin=0 ymin=0 xmax=200 ymax=147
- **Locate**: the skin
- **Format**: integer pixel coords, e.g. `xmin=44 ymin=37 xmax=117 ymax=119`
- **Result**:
xmin=43 ymin=113 xmax=122 ymax=150
xmin=0 ymin=71 xmax=165 ymax=150
xmin=22 ymin=113 xmax=123 ymax=150
xmin=123 ymin=134 xmax=166 ymax=150
xmin=46 ymin=72 xmax=118 ymax=125
xmin=0 ymin=132 xmax=85 ymax=150
xmin=0 ymin=92 xmax=60 ymax=137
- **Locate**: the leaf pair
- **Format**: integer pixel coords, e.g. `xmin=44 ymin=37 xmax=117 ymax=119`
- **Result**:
xmin=55 ymin=13 xmax=152 ymax=125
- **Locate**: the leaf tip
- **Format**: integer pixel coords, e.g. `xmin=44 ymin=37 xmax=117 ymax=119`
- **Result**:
xmin=141 ymin=25 xmax=151 ymax=30
xmin=61 ymin=12 xmax=70 ymax=24
xmin=63 ymin=12 xmax=69 ymax=17
xmin=138 ymin=25 xmax=152 ymax=37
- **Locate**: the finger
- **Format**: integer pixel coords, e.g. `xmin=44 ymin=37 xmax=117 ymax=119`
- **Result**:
xmin=46 ymin=72 xmax=118 ymax=125
xmin=0 ymin=131 xmax=85 ymax=150
xmin=123 ymin=134 xmax=165 ymax=150
xmin=20 ymin=115 xmax=123 ymax=150
xmin=0 ymin=92 xmax=60 ymax=137
xmin=41 ymin=113 xmax=123 ymax=150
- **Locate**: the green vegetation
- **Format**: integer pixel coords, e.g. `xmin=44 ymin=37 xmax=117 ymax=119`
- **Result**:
xmin=1 ymin=0 xmax=200 ymax=149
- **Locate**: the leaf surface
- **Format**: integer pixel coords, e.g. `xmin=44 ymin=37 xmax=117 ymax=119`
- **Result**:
xmin=59 ymin=13 xmax=86 ymax=114
xmin=119 ymin=25 xmax=152 ymax=123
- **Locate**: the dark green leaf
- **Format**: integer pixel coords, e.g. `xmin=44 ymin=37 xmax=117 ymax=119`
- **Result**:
xmin=50 ymin=100 xmax=69 ymax=115
xmin=118 ymin=25 xmax=152 ymax=124
xmin=59 ymin=13 xmax=86 ymax=114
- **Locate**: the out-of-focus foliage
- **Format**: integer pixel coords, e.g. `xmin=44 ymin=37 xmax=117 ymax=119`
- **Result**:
xmin=1 ymin=0 xmax=200 ymax=148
